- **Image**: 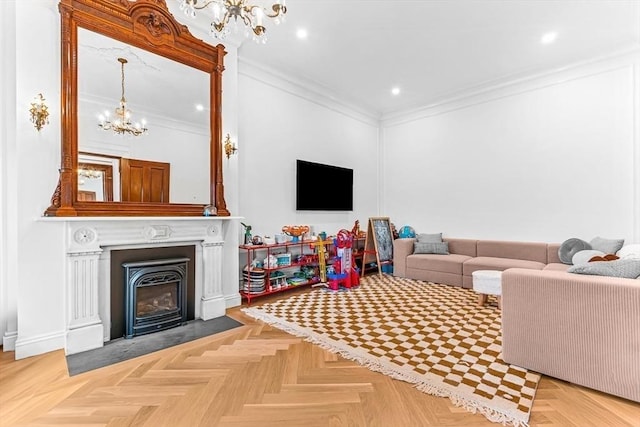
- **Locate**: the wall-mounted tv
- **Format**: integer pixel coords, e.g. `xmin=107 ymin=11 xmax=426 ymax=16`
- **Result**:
xmin=296 ymin=160 xmax=353 ymax=211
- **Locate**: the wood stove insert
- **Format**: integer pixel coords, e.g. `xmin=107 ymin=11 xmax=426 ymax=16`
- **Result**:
xmin=123 ymin=257 xmax=190 ymax=338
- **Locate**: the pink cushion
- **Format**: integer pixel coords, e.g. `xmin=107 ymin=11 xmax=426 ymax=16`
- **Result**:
xmin=543 ymin=263 xmax=570 ymax=272
xmin=407 ymin=254 xmax=472 ymax=275
xmin=463 ymin=257 xmax=545 ymax=276
xmin=444 ymin=238 xmax=477 ymax=257
xmin=477 ymin=240 xmax=548 ymax=263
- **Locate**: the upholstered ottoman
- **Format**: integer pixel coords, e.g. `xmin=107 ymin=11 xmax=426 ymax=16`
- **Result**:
xmin=472 ymin=270 xmax=502 ymax=309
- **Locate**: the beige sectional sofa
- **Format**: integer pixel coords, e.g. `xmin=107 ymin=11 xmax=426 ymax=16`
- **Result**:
xmin=393 ymin=236 xmax=640 ymax=403
xmin=393 ymin=237 xmax=566 ymax=288
xmin=502 ymin=268 xmax=640 ymax=403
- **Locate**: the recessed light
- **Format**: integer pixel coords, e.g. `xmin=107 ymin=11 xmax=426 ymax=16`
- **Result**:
xmin=296 ymin=28 xmax=308 ymax=39
xmin=195 ymin=104 xmax=204 ymax=111
xmin=391 ymin=87 xmax=401 ymax=96
xmin=540 ymin=32 xmax=558 ymax=45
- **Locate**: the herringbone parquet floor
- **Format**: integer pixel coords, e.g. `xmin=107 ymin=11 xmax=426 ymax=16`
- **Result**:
xmin=1 ymin=292 xmax=639 ymax=427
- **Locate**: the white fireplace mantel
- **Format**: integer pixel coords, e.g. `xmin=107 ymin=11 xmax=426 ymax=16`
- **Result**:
xmin=42 ymin=216 xmax=241 ymax=355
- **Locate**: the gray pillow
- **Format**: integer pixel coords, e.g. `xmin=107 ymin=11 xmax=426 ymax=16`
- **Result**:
xmin=416 ymin=233 xmax=443 ymax=243
xmin=568 ymin=259 xmax=640 ymax=279
xmin=414 ymin=241 xmax=449 ymax=255
xmin=571 ymin=249 xmax=605 ymax=266
xmin=590 ymin=236 xmax=625 ymax=254
xmin=558 ymin=238 xmax=591 ymax=264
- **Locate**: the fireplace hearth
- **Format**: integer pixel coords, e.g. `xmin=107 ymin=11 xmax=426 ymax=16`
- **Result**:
xmin=123 ymin=258 xmax=190 ymax=338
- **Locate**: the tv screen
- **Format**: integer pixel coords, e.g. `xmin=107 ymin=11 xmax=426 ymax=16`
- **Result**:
xmin=296 ymin=160 xmax=353 ymax=211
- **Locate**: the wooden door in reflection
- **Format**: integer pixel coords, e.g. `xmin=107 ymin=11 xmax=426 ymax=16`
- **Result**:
xmin=120 ymin=158 xmax=170 ymax=203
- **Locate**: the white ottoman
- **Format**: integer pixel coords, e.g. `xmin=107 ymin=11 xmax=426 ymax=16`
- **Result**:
xmin=472 ymin=270 xmax=502 ymax=309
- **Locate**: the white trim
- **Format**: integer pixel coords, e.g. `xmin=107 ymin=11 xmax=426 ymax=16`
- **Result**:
xmin=382 ymin=46 xmax=640 ymax=127
xmin=3 ymin=331 xmax=17 ymax=351
xmin=0 ymin=0 xmax=18 ymax=353
xmin=634 ymin=60 xmax=640 ymax=243
xmin=238 ymin=57 xmax=380 ymax=126
xmin=225 ymin=293 xmax=242 ymax=309
xmin=15 ymin=330 xmax=66 ymax=360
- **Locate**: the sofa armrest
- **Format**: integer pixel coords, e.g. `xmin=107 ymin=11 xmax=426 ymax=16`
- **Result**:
xmin=501 ymin=268 xmax=640 ymax=402
xmin=393 ymin=238 xmax=416 ymax=277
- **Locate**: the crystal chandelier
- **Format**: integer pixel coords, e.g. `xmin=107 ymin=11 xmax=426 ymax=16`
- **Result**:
xmin=78 ymin=167 xmax=102 ymax=179
xmin=178 ymin=0 xmax=287 ymax=43
xmin=98 ymin=58 xmax=148 ymax=137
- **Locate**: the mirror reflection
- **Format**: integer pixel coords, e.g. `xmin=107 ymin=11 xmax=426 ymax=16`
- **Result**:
xmin=78 ymin=153 xmax=118 ymax=202
xmin=77 ymin=28 xmax=211 ymax=204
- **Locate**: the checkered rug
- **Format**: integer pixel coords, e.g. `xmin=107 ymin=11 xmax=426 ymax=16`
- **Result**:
xmin=243 ymin=275 xmax=540 ymax=427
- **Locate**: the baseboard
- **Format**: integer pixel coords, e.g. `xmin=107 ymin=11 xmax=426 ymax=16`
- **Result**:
xmin=15 ymin=330 xmax=65 ymax=360
xmin=225 ymin=293 xmax=241 ymax=309
xmin=2 ymin=330 xmax=17 ymax=351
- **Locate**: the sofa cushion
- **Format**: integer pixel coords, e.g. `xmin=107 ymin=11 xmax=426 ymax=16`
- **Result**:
xmin=543 ymin=263 xmax=570 ymax=272
xmin=444 ymin=238 xmax=477 ymax=257
xmin=558 ymin=238 xmax=591 ymax=264
xmin=618 ymin=244 xmax=640 ymax=260
xmin=407 ymin=254 xmax=472 ymax=275
xmin=590 ymin=236 xmax=625 ymax=254
xmin=547 ymin=243 xmax=562 ymax=264
xmin=572 ymin=249 xmax=606 ymax=266
xmin=463 ymin=257 xmax=546 ymax=276
xmin=477 ymin=240 xmax=547 ymax=263
xmin=414 ymin=241 xmax=449 ymax=255
xmin=567 ymin=259 xmax=640 ymax=279
xmin=417 ymin=233 xmax=443 ymax=243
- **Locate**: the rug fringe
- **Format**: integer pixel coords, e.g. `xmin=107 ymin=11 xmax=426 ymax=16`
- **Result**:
xmin=242 ymin=307 xmax=530 ymax=427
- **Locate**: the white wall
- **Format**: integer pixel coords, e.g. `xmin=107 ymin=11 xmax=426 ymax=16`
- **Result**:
xmin=382 ymin=55 xmax=640 ymax=244
xmin=237 ymin=62 xmax=380 ymax=240
xmin=3 ymin=0 xmax=68 ymax=357
xmin=0 ymin=0 xmax=244 ymax=358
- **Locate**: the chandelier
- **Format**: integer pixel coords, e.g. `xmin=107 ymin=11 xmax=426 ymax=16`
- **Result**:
xmin=98 ymin=58 xmax=148 ymax=137
xmin=178 ymin=0 xmax=287 ymax=43
xmin=78 ymin=167 xmax=102 ymax=179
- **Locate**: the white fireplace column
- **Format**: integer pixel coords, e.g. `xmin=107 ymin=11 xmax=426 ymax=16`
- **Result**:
xmin=200 ymin=224 xmax=226 ymax=320
xmin=66 ymin=227 xmax=104 ymax=354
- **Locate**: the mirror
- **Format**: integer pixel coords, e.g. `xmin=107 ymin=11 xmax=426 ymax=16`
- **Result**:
xmin=46 ymin=0 xmax=229 ymax=217
xmin=78 ymin=154 xmax=116 ymax=202
xmin=77 ymin=29 xmax=210 ymax=205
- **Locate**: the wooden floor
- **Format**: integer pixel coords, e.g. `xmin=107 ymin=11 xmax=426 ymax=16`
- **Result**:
xmin=1 ymin=291 xmax=639 ymax=426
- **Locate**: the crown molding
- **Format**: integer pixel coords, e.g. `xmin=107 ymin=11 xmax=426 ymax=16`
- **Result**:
xmin=382 ymin=45 xmax=640 ymax=127
xmin=238 ymin=57 xmax=380 ymax=126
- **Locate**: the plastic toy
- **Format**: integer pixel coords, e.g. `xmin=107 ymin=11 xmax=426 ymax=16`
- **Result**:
xmin=282 ymin=225 xmax=310 ymax=242
xmin=325 ymin=229 xmax=360 ymax=291
xmin=241 ymin=222 xmax=252 ymax=245
xmin=398 ymin=225 xmax=416 ymax=239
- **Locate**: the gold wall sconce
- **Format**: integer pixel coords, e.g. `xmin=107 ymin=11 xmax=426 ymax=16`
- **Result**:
xmin=29 ymin=93 xmax=50 ymax=131
xmin=223 ymin=133 xmax=238 ymax=159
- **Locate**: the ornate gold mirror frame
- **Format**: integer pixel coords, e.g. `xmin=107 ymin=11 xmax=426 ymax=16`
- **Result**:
xmin=45 ymin=0 xmax=229 ymax=216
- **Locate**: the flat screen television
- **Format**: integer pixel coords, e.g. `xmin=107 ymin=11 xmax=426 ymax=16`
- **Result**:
xmin=296 ymin=160 xmax=353 ymax=211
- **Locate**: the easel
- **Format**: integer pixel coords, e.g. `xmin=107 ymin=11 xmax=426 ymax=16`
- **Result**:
xmin=361 ymin=217 xmax=393 ymax=276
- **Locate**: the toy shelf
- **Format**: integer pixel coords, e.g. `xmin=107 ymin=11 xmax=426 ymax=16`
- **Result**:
xmin=239 ymin=239 xmax=322 ymax=305
xmin=239 ymin=237 xmax=367 ymax=305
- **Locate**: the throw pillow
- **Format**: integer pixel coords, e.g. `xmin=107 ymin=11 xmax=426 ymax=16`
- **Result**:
xmin=558 ymin=238 xmax=592 ymax=264
xmin=617 ymin=244 xmax=640 ymax=260
xmin=590 ymin=236 xmax=625 ymax=254
xmin=571 ymin=249 xmax=605 ymax=266
xmin=588 ymin=254 xmax=620 ymax=262
xmin=414 ymin=241 xmax=449 ymax=255
xmin=416 ymin=233 xmax=443 ymax=243
xmin=568 ymin=259 xmax=640 ymax=279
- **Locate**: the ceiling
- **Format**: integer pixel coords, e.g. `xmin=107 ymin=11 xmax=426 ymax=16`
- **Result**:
xmin=228 ymin=0 xmax=640 ymax=118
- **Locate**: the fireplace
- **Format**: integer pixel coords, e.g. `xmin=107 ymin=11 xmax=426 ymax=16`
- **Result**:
xmin=48 ymin=217 xmax=240 ymax=358
xmin=123 ymin=258 xmax=189 ymax=338
xmin=111 ymin=245 xmax=196 ymax=340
